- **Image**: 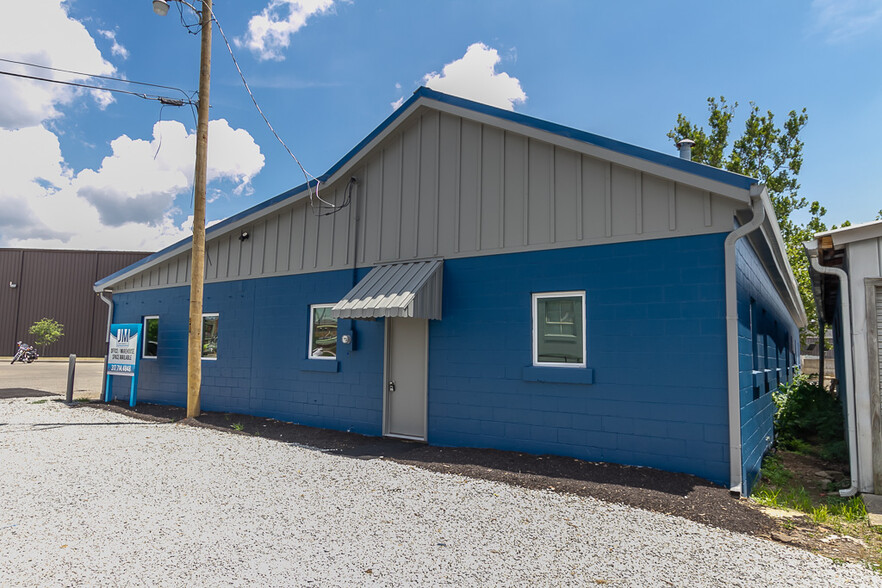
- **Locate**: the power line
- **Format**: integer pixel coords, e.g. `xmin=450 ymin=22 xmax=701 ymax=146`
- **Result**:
xmin=0 ymin=69 xmax=196 ymax=106
xmin=0 ymin=57 xmax=196 ymax=99
xmin=208 ymin=5 xmax=329 ymax=212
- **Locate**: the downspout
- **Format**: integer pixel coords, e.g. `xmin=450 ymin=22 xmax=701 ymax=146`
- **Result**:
xmin=807 ymin=248 xmax=858 ymax=497
xmin=98 ymin=290 xmax=113 ymax=401
xmin=724 ymin=186 xmax=766 ymax=495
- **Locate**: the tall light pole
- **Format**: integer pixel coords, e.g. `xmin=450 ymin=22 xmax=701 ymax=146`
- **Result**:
xmin=153 ymin=0 xmax=211 ymax=418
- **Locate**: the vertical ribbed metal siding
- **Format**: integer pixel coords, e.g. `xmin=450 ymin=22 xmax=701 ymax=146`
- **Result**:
xmin=0 ymin=250 xmax=24 ymax=355
xmin=111 ymin=108 xmax=743 ymax=294
xmin=877 ymin=285 xmax=882 ymax=402
xmin=1 ymin=249 xmax=150 ymax=356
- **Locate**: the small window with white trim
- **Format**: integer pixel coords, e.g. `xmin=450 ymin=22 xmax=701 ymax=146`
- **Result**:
xmin=202 ymin=313 xmax=219 ymax=359
xmin=142 ymin=316 xmax=159 ymax=358
xmin=532 ymin=291 xmax=586 ymax=367
xmin=309 ymin=304 xmax=337 ymax=359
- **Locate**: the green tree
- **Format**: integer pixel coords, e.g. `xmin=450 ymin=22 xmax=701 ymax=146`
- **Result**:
xmin=28 ymin=318 xmax=64 ymax=355
xmin=668 ymin=98 xmax=833 ymax=339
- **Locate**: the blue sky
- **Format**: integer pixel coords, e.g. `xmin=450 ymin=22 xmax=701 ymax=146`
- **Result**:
xmin=1 ymin=0 xmax=880 ymax=250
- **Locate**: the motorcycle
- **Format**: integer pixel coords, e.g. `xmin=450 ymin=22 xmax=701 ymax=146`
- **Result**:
xmin=10 ymin=341 xmax=38 ymax=364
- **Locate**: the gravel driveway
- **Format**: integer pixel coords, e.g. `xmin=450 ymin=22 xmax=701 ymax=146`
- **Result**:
xmin=1 ymin=398 xmax=879 ymax=587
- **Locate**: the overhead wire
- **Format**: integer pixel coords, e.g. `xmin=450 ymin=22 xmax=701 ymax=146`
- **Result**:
xmin=0 ymin=69 xmax=196 ymax=106
xmin=206 ymin=4 xmax=332 ymax=214
xmin=2 ymin=4 xmax=330 ymax=215
xmin=0 ymin=57 xmax=198 ymax=125
xmin=312 ymin=177 xmax=357 ymax=217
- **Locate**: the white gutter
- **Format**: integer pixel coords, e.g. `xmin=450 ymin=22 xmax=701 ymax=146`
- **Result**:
xmin=724 ymin=186 xmax=766 ymax=495
xmin=98 ymin=290 xmax=113 ymax=402
xmin=806 ymin=246 xmax=859 ymax=497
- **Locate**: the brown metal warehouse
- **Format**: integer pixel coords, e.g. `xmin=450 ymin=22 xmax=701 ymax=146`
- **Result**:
xmin=1 ymin=248 xmax=149 ymax=357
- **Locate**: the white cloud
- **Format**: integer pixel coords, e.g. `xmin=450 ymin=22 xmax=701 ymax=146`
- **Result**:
xmin=811 ymin=0 xmax=882 ymax=42
xmin=73 ymin=118 xmax=265 ymax=229
xmin=1 ymin=119 xmax=264 ymax=250
xmin=391 ymin=96 xmax=406 ymax=110
xmin=0 ymin=1 xmax=267 ymax=251
xmin=98 ymin=29 xmax=130 ymax=60
xmin=238 ymin=0 xmax=339 ymax=61
xmin=0 ymin=126 xmax=73 ymax=242
xmin=422 ymin=43 xmax=526 ymax=111
xmin=0 ymin=1 xmax=115 ymax=130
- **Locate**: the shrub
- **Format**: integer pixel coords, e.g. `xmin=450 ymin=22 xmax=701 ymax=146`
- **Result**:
xmin=28 ymin=318 xmax=64 ymax=355
xmin=773 ymin=373 xmax=845 ymax=461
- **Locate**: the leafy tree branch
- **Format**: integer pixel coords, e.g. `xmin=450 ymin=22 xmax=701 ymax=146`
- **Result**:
xmin=668 ymin=98 xmax=840 ymax=340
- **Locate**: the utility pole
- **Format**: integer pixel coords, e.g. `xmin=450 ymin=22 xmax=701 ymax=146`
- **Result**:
xmin=186 ymin=0 xmax=212 ymax=418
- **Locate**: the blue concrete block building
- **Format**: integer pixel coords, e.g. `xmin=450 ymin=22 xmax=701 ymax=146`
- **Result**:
xmin=95 ymin=88 xmax=805 ymax=495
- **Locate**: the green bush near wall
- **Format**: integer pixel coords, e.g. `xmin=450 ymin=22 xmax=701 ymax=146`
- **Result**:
xmin=773 ymin=373 xmax=847 ymax=463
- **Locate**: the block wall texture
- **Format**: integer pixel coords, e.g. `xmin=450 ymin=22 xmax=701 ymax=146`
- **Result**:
xmin=429 ymin=233 xmax=731 ymax=486
xmin=735 ymin=237 xmax=800 ymax=495
xmin=109 ymin=269 xmax=386 ymax=436
xmin=110 ymin=232 xmax=733 ymax=487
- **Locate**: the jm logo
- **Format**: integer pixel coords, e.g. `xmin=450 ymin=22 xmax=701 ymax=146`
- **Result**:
xmin=118 ymin=329 xmax=131 ymax=343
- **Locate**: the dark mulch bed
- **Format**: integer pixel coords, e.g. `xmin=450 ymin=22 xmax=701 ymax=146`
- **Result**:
xmin=84 ymin=399 xmax=776 ymax=538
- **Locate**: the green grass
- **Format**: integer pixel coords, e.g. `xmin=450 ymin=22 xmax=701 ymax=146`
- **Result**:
xmin=759 ymin=454 xmax=793 ymax=486
xmin=230 ymin=423 xmax=244 ymax=431
xmin=28 ymin=399 xmax=48 ymax=404
xmin=754 ymin=453 xmax=870 ymax=528
xmin=753 ymin=483 xmax=813 ymax=513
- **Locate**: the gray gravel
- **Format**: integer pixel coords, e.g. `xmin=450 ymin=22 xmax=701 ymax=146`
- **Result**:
xmin=1 ymin=398 xmax=879 ymax=587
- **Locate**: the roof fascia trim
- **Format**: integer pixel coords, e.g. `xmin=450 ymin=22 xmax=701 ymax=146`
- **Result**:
xmin=742 ymin=187 xmax=807 ymax=327
xmin=823 ymin=220 xmax=882 ymax=247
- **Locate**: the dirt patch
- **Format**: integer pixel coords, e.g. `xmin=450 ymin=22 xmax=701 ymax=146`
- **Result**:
xmin=80 ymin=400 xmax=880 ymax=567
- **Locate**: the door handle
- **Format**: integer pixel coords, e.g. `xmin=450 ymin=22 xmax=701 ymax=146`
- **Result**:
xmin=388 ymin=380 xmax=396 ymax=393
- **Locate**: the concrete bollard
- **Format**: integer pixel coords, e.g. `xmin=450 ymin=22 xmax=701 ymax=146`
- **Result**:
xmin=65 ymin=354 xmax=76 ymax=403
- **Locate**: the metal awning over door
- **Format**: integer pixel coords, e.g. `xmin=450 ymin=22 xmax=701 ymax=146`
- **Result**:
xmin=331 ymin=259 xmax=443 ymax=320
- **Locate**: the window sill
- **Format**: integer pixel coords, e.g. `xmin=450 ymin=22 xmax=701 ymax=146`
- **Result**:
xmin=301 ymin=359 xmax=339 ymax=373
xmin=522 ymin=366 xmax=594 ymax=385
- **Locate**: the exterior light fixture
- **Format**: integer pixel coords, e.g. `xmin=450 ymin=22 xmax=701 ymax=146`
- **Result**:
xmin=152 ymin=0 xmax=170 ymax=16
xmin=9 ymin=281 xmax=17 ymax=288
xmin=239 ymin=231 xmax=250 ymax=241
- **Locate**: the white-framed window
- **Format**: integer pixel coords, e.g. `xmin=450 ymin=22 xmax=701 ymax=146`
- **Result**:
xmin=142 ymin=315 xmax=159 ymax=359
xmin=309 ymin=304 xmax=337 ymax=359
xmin=532 ymin=291 xmax=586 ymax=367
xmin=202 ymin=313 xmax=219 ymax=360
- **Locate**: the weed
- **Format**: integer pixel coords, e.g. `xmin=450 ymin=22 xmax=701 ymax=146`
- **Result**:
xmin=760 ymin=455 xmax=793 ymax=486
xmin=231 ymin=423 xmax=244 ymax=431
xmin=752 ymin=486 xmax=782 ymax=508
xmin=75 ymin=397 xmax=91 ymax=403
xmin=839 ymin=497 xmax=867 ymax=523
xmin=781 ymin=438 xmax=813 ymax=456
xmin=28 ymin=399 xmax=48 ymax=404
xmin=812 ymin=505 xmax=829 ymax=524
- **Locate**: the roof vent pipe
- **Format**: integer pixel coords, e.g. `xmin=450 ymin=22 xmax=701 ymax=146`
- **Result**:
xmin=677 ymin=138 xmax=695 ymax=161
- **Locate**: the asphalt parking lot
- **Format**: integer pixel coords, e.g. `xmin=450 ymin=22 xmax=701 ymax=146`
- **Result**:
xmin=0 ymin=357 xmax=105 ymax=400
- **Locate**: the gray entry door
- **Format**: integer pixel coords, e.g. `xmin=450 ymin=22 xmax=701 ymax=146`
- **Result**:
xmin=384 ymin=318 xmax=428 ymax=440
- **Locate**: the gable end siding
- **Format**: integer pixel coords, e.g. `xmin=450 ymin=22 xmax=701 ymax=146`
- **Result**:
xmin=111 ymin=109 xmax=742 ymax=294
